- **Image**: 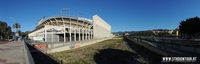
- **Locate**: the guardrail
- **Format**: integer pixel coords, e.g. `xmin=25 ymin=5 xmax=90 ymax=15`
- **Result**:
xmin=23 ymin=40 xmax=35 ymax=64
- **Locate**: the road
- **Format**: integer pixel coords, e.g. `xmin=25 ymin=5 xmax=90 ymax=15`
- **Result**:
xmin=124 ymin=36 xmax=200 ymax=64
xmin=0 ymin=41 xmax=25 ymax=64
xmin=124 ymin=38 xmax=163 ymax=64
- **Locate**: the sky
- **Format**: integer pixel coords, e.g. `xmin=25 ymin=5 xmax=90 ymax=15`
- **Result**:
xmin=0 ymin=0 xmax=200 ymax=32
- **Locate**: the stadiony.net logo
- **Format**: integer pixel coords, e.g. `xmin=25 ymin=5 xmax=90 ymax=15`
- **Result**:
xmin=162 ymin=57 xmax=197 ymax=62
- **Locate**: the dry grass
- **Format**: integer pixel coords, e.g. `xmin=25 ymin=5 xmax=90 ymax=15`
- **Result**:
xmin=49 ymin=38 xmax=132 ymax=64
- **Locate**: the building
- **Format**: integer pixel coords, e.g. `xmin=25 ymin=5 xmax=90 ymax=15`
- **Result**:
xmin=151 ymin=29 xmax=179 ymax=36
xmin=152 ymin=29 xmax=173 ymax=35
xmin=28 ymin=15 xmax=113 ymax=42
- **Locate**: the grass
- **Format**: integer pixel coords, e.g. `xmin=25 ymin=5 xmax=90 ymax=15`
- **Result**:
xmin=49 ymin=37 xmax=133 ymax=64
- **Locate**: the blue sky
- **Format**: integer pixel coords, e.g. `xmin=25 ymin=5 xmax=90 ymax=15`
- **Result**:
xmin=0 ymin=0 xmax=200 ymax=32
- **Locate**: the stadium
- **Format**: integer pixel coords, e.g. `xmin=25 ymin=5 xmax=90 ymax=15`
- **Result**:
xmin=28 ymin=15 xmax=113 ymax=43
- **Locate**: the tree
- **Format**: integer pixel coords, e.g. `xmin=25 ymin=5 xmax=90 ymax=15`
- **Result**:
xmin=5 ymin=26 xmax=12 ymax=39
xmin=21 ymin=31 xmax=31 ymax=39
xmin=0 ymin=21 xmax=12 ymax=39
xmin=13 ymin=22 xmax=21 ymax=36
xmin=179 ymin=16 xmax=200 ymax=38
xmin=131 ymin=31 xmax=154 ymax=36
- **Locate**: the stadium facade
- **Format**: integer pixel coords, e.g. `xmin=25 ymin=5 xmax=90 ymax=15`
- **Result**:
xmin=28 ymin=15 xmax=113 ymax=42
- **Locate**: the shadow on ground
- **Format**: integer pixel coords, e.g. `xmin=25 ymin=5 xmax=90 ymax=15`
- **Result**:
xmin=124 ymin=38 xmax=162 ymax=64
xmin=26 ymin=44 xmax=60 ymax=64
xmin=94 ymin=48 xmax=139 ymax=64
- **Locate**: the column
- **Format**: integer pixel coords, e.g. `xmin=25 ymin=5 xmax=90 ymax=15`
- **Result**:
xmin=91 ymin=31 xmax=93 ymax=39
xmin=91 ymin=30 xmax=92 ymax=39
xmin=88 ymin=30 xmax=91 ymax=40
xmin=74 ymin=29 xmax=76 ymax=41
xmin=82 ymin=29 xmax=84 ymax=40
xmin=85 ymin=29 xmax=87 ymax=40
xmin=64 ymin=25 xmax=66 ymax=42
xmin=69 ymin=17 xmax=72 ymax=42
xmin=90 ymin=30 xmax=92 ymax=39
xmin=44 ymin=26 xmax=47 ymax=42
xmin=87 ymin=30 xmax=89 ymax=40
xmin=79 ymin=28 xmax=81 ymax=41
xmin=69 ymin=28 xmax=72 ymax=42
xmin=88 ymin=29 xmax=90 ymax=40
xmin=52 ymin=28 xmax=53 ymax=42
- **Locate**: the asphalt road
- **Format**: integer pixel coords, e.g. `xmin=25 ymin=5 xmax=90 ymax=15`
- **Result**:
xmin=124 ymin=36 xmax=200 ymax=64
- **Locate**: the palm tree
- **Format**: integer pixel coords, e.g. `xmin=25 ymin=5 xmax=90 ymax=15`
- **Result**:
xmin=13 ymin=22 xmax=21 ymax=36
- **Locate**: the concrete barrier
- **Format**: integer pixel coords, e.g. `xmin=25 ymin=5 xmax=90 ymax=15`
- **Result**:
xmin=23 ymin=41 xmax=35 ymax=64
xmin=45 ymin=37 xmax=113 ymax=53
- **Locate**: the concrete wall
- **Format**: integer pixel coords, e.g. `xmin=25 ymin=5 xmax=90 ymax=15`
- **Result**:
xmin=46 ymin=34 xmax=59 ymax=42
xmin=46 ymin=37 xmax=113 ymax=53
xmin=93 ymin=15 xmax=112 ymax=39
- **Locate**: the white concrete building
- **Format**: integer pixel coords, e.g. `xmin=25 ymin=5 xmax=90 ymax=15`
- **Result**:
xmin=28 ymin=15 xmax=113 ymax=42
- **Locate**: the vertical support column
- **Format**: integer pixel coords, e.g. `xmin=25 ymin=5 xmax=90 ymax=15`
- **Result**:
xmin=85 ymin=29 xmax=87 ymax=40
xmin=69 ymin=17 xmax=72 ymax=42
xmin=52 ymin=25 xmax=54 ymax=43
xmin=82 ymin=29 xmax=85 ymax=40
xmin=44 ymin=26 xmax=47 ymax=42
xmin=79 ymin=28 xmax=81 ymax=41
xmin=64 ymin=25 xmax=66 ymax=42
xmin=88 ymin=29 xmax=90 ymax=40
xmin=52 ymin=27 xmax=53 ymax=43
xmin=62 ymin=17 xmax=66 ymax=43
xmin=74 ymin=28 xmax=76 ymax=41
xmin=89 ymin=29 xmax=91 ymax=40
xmin=69 ymin=28 xmax=72 ymax=42
xmin=90 ymin=33 xmax=92 ymax=40
xmin=86 ymin=29 xmax=89 ymax=40
xmin=176 ymin=31 xmax=179 ymax=36
xmin=91 ymin=30 xmax=93 ymax=39
xmin=69 ymin=9 xmax=72 ymax=42
xmin=58 ymin=34 xmax=59 ymax=42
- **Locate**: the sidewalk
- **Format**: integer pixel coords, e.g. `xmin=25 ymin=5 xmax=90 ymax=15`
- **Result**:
xmin=0 ymin=41 xmax=25 ymax=64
